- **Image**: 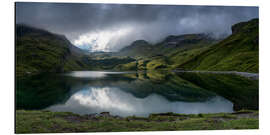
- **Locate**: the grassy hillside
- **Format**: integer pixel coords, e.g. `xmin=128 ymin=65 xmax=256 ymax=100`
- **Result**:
xmin=15 ymin=24 xmax=139 ymax=76
xmin=118 ymin=34 xmax=216 ymax=58
xmin=117 ymin=40 xmax=154 ymax=58
xmin=16 ymin=24 xmax=90 ymax=77
xmin=115 ymin=19 xmax=258 ymax=72
xmin=179 ymin=19 xmax=259 ymax=73
xmin=115 ymin=46 xmax=213 ymax=71
xmin=115 ymin=34 xmax=217 ymax=70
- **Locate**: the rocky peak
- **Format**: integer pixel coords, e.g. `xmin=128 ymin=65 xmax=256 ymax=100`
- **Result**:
xmin=231 ymin=18 xmax=258 ymax=34
xmin=162 ymin=33 xmax=213 ymax=46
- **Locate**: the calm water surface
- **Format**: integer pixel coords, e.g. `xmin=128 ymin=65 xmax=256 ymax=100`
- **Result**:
xmin=16 ymin=71 xmax=258 ymax=117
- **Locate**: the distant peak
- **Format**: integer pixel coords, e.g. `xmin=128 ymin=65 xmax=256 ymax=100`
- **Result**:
xmin=162 ymin=33 xmax=215 ymax=46
xmin=131 ymin=40 xmax=149 ymax=46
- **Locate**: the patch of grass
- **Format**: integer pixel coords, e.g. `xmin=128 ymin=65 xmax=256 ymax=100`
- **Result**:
xmin=223 ymin=118 xmax=258 ymax=129
xmin=114 ymin=61 xmax=137 ymax=71
xmin=137 ymin=60 xmax=149 ymax=70
xmin=146 ymin=57 xmax=168 ymax=70
xmin=16 ymin=110 xmax=258 ymax=133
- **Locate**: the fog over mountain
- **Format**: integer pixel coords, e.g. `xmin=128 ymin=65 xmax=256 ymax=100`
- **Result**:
xmin=16 ymin=2 xmax=258 ymax=52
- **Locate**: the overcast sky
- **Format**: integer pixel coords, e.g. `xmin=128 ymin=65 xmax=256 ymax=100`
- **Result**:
xmin=16 ymin=2 xmax=258 ymax=52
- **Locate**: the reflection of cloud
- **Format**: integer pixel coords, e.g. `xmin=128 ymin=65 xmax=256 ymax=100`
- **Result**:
xmin=46 ymin=87 xmax=233 ymax=117
xmin=66 ymin=71 xmax=133 ymax=78
xmin=66 ymin=71 xmax=107 ymax=78
xmin=74 ymin=87 xmax=134 ymax=112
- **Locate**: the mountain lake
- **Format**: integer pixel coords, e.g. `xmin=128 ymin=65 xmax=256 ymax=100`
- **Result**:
xmin=16 ymin=71 xmax=258 ymax=117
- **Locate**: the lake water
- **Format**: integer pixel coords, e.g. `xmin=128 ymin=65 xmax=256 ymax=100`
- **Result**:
xmin=16 ymin=71 xmax=259 ymax=117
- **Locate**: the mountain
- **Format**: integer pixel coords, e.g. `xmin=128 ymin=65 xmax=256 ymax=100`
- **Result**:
xmin=114 ymin=18 xmax=258 ymax=72
xmin=178 ymin=18 xmax=259 ymax=73
xmin=16 ymin=24 xmax=90 ymax=77
xmin=16 ymin=18 xmax=259 ymax=75
xmin=117 ymin=40 xmax=153 ymax=57
xmin=115 ymin=33 xmax=218 ymax=70
xmin=160 ymin=33 xmax=215 ymax=48
xmin=117 ymin=34 xmax=216 ymax=58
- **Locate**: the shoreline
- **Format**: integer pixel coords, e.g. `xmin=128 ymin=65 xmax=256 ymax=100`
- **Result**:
xmin=18 ymin=70 xmax=259 ymax=80
xmin=173 ymin=70 xmax=259 ymax=80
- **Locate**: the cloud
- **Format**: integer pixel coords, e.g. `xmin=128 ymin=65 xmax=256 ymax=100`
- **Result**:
xmin=74 ymin=26 xmax=134 ymax=52
xmin=16 ymin=2 xmax=258 ymax=52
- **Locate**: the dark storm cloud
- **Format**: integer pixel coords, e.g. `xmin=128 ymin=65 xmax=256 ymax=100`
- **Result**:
xmin=16 ymin=2 xmax=258 ymax=51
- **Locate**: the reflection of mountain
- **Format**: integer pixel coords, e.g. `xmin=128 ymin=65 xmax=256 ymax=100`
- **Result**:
xmin=16 ymin=74 xmax=72 ymax=109
xmin=176 ymin=72 xmax=259 ymax=110
xmin=46 ymin=87 xmax=233 ymax=117
xmin=16 ymin=71 xmax=210 ymax=110
xmin=64 ymin=71 xmax=217 ymax=102
xmin=16 ymin=71 xmax=258 ymax=111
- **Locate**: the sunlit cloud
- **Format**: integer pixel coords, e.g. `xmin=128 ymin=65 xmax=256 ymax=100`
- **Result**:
xmin=73 ymin=26 xmax=133 ymax=52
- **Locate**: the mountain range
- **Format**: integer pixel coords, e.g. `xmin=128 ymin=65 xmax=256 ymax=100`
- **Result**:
xmin=16 ymin=18 xmax=259 ymax=77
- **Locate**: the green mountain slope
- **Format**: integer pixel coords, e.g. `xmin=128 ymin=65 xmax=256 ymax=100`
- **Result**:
xmin=16 ymin=18 xmax=259 ymax=74
xmin=81 ymin=55 xmax=136 ymax=70
xmin=16 ymin=24 xmax=89 ymax=77
xmin=118 ymin=34 xmax=216 ymax=58
xmin=115 ymin=19 xmax=258 ymax=72
xmin=179 ymin=19 xmax=259 ymax=73
xmin=115 ymin=34 xmax=217 ymax=70
xmin=117 ymin=40 xmax=154 ymax=58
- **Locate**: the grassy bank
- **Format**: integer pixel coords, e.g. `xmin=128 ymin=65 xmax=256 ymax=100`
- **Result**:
xmin=16 ymin=110 xmax=258 ymax=133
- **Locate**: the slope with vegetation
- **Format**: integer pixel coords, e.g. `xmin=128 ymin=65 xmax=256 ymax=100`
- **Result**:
xmin=16 ymin=24 xmax=90 ymax=77
xmin=179 ymin=19 xmax=259 ymax=73
xmin=115 ymin=19 xmax=259 ymax=73
xmin=16 ymin=18 xmax=259 ymax=75
xmin=15 ymin=25 xmax=136 ymax=76
xmin=115 ymin=33 xmax=218 ymax=70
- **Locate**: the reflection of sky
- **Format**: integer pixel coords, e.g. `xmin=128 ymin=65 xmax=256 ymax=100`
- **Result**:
xmin=66 ymin=71 xmax=132 ymax=78
xmin=46 ymin=87 xmax=233 ymax=117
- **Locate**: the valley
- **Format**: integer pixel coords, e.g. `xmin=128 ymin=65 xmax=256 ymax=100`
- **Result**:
xmin=15 ymin=18 xmax=259 ymax=133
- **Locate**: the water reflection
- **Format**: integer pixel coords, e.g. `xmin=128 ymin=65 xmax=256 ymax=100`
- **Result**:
xmin=46 ymin=87 xmax=233 ymax=117
xmin=66 ymin=71 xmax=133 ymax=78
xmin=17 ymin=71 xmax=258 ymax=116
